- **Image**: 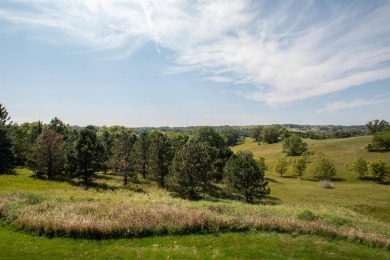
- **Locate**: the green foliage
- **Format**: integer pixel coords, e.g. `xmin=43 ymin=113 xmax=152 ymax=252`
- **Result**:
xmin=65 ymin=126 xmax=103 ymax=185
xmin=249 ymin=126 xmax=263 ymax=142
xmin=134 ymin=131 xmax=151 ymax=179
xmin=282 ymin=134 xmax=308 ymax=156
xmin=170 ymin=142 xmax=213 ymax=200
xmin=347 ymin=157 xmax=368 ymax=179
xmin=313 ymin=157 xmax=337 ymax=180
xmin=191 ymin=126 xmax=227 ymax=149
xmin=367 ymin=160 xmax=389 ymax=181
xmin=96 ymin=126 xmax=115 ymax=174
xmin=261 ymin=125 xmax=288 ymax=144
xmin=48 ymin=117 xmax=70 ymax=140
xmin=366 ymin=119 xmax=389 ymax=134
xmin=220 ymin=127 xmax=240 ymax=146
xmin=290 ymin=157 xmax=306 ymax=180
xmin=274 ymin=156 xmax=289 ymax=177
xmin=30 ymin=129 xmax=65 ymax=179
xmin=224 ymin=151 xmax=269 ymax=203
xmin=148 ymin=130 xmax=175 ymax=187
xmin=369 ymin=131 xmax=390 ymax=151
xmin=110 ymin=127 xmax=137 ymax=186
xmin=8 ymin=121 xmax=43 ymax=165
xmin=0 ymin=103 xmax=12 ymax=126
xmin=0 ymin=126 xmax=16 ymax=174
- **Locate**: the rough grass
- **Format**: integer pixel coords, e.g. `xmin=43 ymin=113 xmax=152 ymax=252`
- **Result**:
xmin=1 ymin=135 xmax=390 ymax=254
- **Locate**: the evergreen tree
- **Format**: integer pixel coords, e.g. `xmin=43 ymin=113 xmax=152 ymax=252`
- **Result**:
xmin=0 ymin=126 xmax=16 ymax=174
xmin=170 ymin=142 xmax=213 ymax=200
xmin=0 ymin=104 xmax=16 ymax=173
xmin=134 ymin=131 xmax=150 ymax=179
xmin=148 ymin=131 xmax=174 ymax=187
xmin=224 ymin=151 xmax=270 ymax=203
xmin=66 ymin=126 xmax=102 ymax=185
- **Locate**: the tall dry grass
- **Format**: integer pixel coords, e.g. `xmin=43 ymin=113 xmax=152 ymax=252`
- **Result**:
xmin=1 ymin=193 xmax=389 ymax=249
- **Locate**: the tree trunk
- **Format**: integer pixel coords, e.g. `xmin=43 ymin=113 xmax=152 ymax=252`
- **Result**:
xmin=142 ymin=162 xmax=146 ymax=179
xmin=123 ymin=169 xmax=128 ymax=186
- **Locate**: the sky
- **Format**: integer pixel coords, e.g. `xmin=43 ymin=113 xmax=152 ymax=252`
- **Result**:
xmin=0 ymin=0 xmax=389 ymax=127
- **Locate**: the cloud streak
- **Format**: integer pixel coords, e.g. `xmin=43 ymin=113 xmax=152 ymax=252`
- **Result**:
xmin=0 ymin=0 xmax=389 ymax=105
xmin=318 ymin=98 xmax=390 ymax=114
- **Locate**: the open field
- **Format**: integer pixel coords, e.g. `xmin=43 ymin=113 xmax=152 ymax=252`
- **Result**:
xmin=1 ymin=136 xmax=390 ymax=258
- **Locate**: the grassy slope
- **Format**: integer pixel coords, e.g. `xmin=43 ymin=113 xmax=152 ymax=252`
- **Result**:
xmin=233 ymin=136 xmax=390 ymax=222
xmin=0 ymin=136 xmax=390 ymax=258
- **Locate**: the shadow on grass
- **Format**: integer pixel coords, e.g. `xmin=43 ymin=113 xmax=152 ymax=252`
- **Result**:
xmin=331 ymin=177 xmax=346 ymax=182
xmin=260 ymin=195 xmax=281 ymax=205
xmin=67 ymin=179 xmax=118 ymax=191
xmin=265 ymin=177 xmax=282 ymax=183
xmin=281 ymin=175 xmax=299 ymax=179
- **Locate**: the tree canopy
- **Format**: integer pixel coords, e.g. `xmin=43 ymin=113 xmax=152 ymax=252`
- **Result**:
xmin=283 ymin=134 xmax=308 ymax=156
xmin=224 ymin=151 xmax=269 ymax=203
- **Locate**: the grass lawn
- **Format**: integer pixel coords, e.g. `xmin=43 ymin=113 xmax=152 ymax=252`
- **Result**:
xmin=1 ymin=224 xmax=389 ymax=259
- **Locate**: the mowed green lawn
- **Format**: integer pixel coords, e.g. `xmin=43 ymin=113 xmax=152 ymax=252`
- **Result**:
xmin=0 ymin=136 xmax=390 ymax=259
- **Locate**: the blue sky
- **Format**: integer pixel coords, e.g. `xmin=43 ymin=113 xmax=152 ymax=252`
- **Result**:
xmin=0 ymin=0 xmax=389 ymax=127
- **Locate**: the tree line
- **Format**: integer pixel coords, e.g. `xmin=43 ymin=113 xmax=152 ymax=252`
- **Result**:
xmin=0 ymin=104 xmax=269 ymax=203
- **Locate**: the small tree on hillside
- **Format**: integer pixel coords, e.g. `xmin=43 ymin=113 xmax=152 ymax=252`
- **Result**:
xmin=367 ymin=160 xmax=388 ymax=181
xmin=347 ymin=157 xmax=368 ymax=179
xmin=290 ymin=157 xmax=306 ymax=180
xmin=313 ymin=157 xmax=337 ymax=180
xmin=275 ymin=155 xmax=289 ymax=177
xmin=283 ymin=134 xmax=308 ymax=156
xmin=30 ymin=129 xmax=65 ymax=179
xmin=170 ymin=142 xmax=213 ymax=200
xmin=369 ymin=131 xmax=390 ymax=151
xmin=224 ymin=151 xmax=270 ymax=203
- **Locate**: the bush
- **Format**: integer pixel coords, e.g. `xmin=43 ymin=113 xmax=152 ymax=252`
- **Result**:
xmin=319 ymin=180 xmax=334 ymax=189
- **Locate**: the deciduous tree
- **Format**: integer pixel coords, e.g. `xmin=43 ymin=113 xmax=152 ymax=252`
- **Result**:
xmin=313 ymin=157 xmax=337 ymax=180
xmin=366 ymin=119 xmax=389 ymax=134
xmin=275 ymin=156 xmax=289 ymax=177
xmin=290 ymin=157 xmax=306 ymax=180
xmin=347 ymin=157 xmax=368 ymax=179
xmin=283 ymin=134 xmax=308 ymax=156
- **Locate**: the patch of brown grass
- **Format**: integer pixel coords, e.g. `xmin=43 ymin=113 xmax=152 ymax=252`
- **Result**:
xmin=1 ymin=194 xmax=389 ymax=249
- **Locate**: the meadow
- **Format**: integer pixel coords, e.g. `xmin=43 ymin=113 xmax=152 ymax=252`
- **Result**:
xmin=0 ymin=136 xmax=390 ymax=259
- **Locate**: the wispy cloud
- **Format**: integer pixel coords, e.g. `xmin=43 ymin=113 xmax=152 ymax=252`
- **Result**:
xmin=1 ymin=0 xmax=389 ymax=105
xmin=318 ymin=98 xmax=390 ymax=113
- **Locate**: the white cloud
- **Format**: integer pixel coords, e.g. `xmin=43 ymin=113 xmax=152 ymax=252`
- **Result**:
xmin=0 ymin=0 xmax=389 ymax=105
xmin=318 ymin=98 xmax=389 ymax=114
